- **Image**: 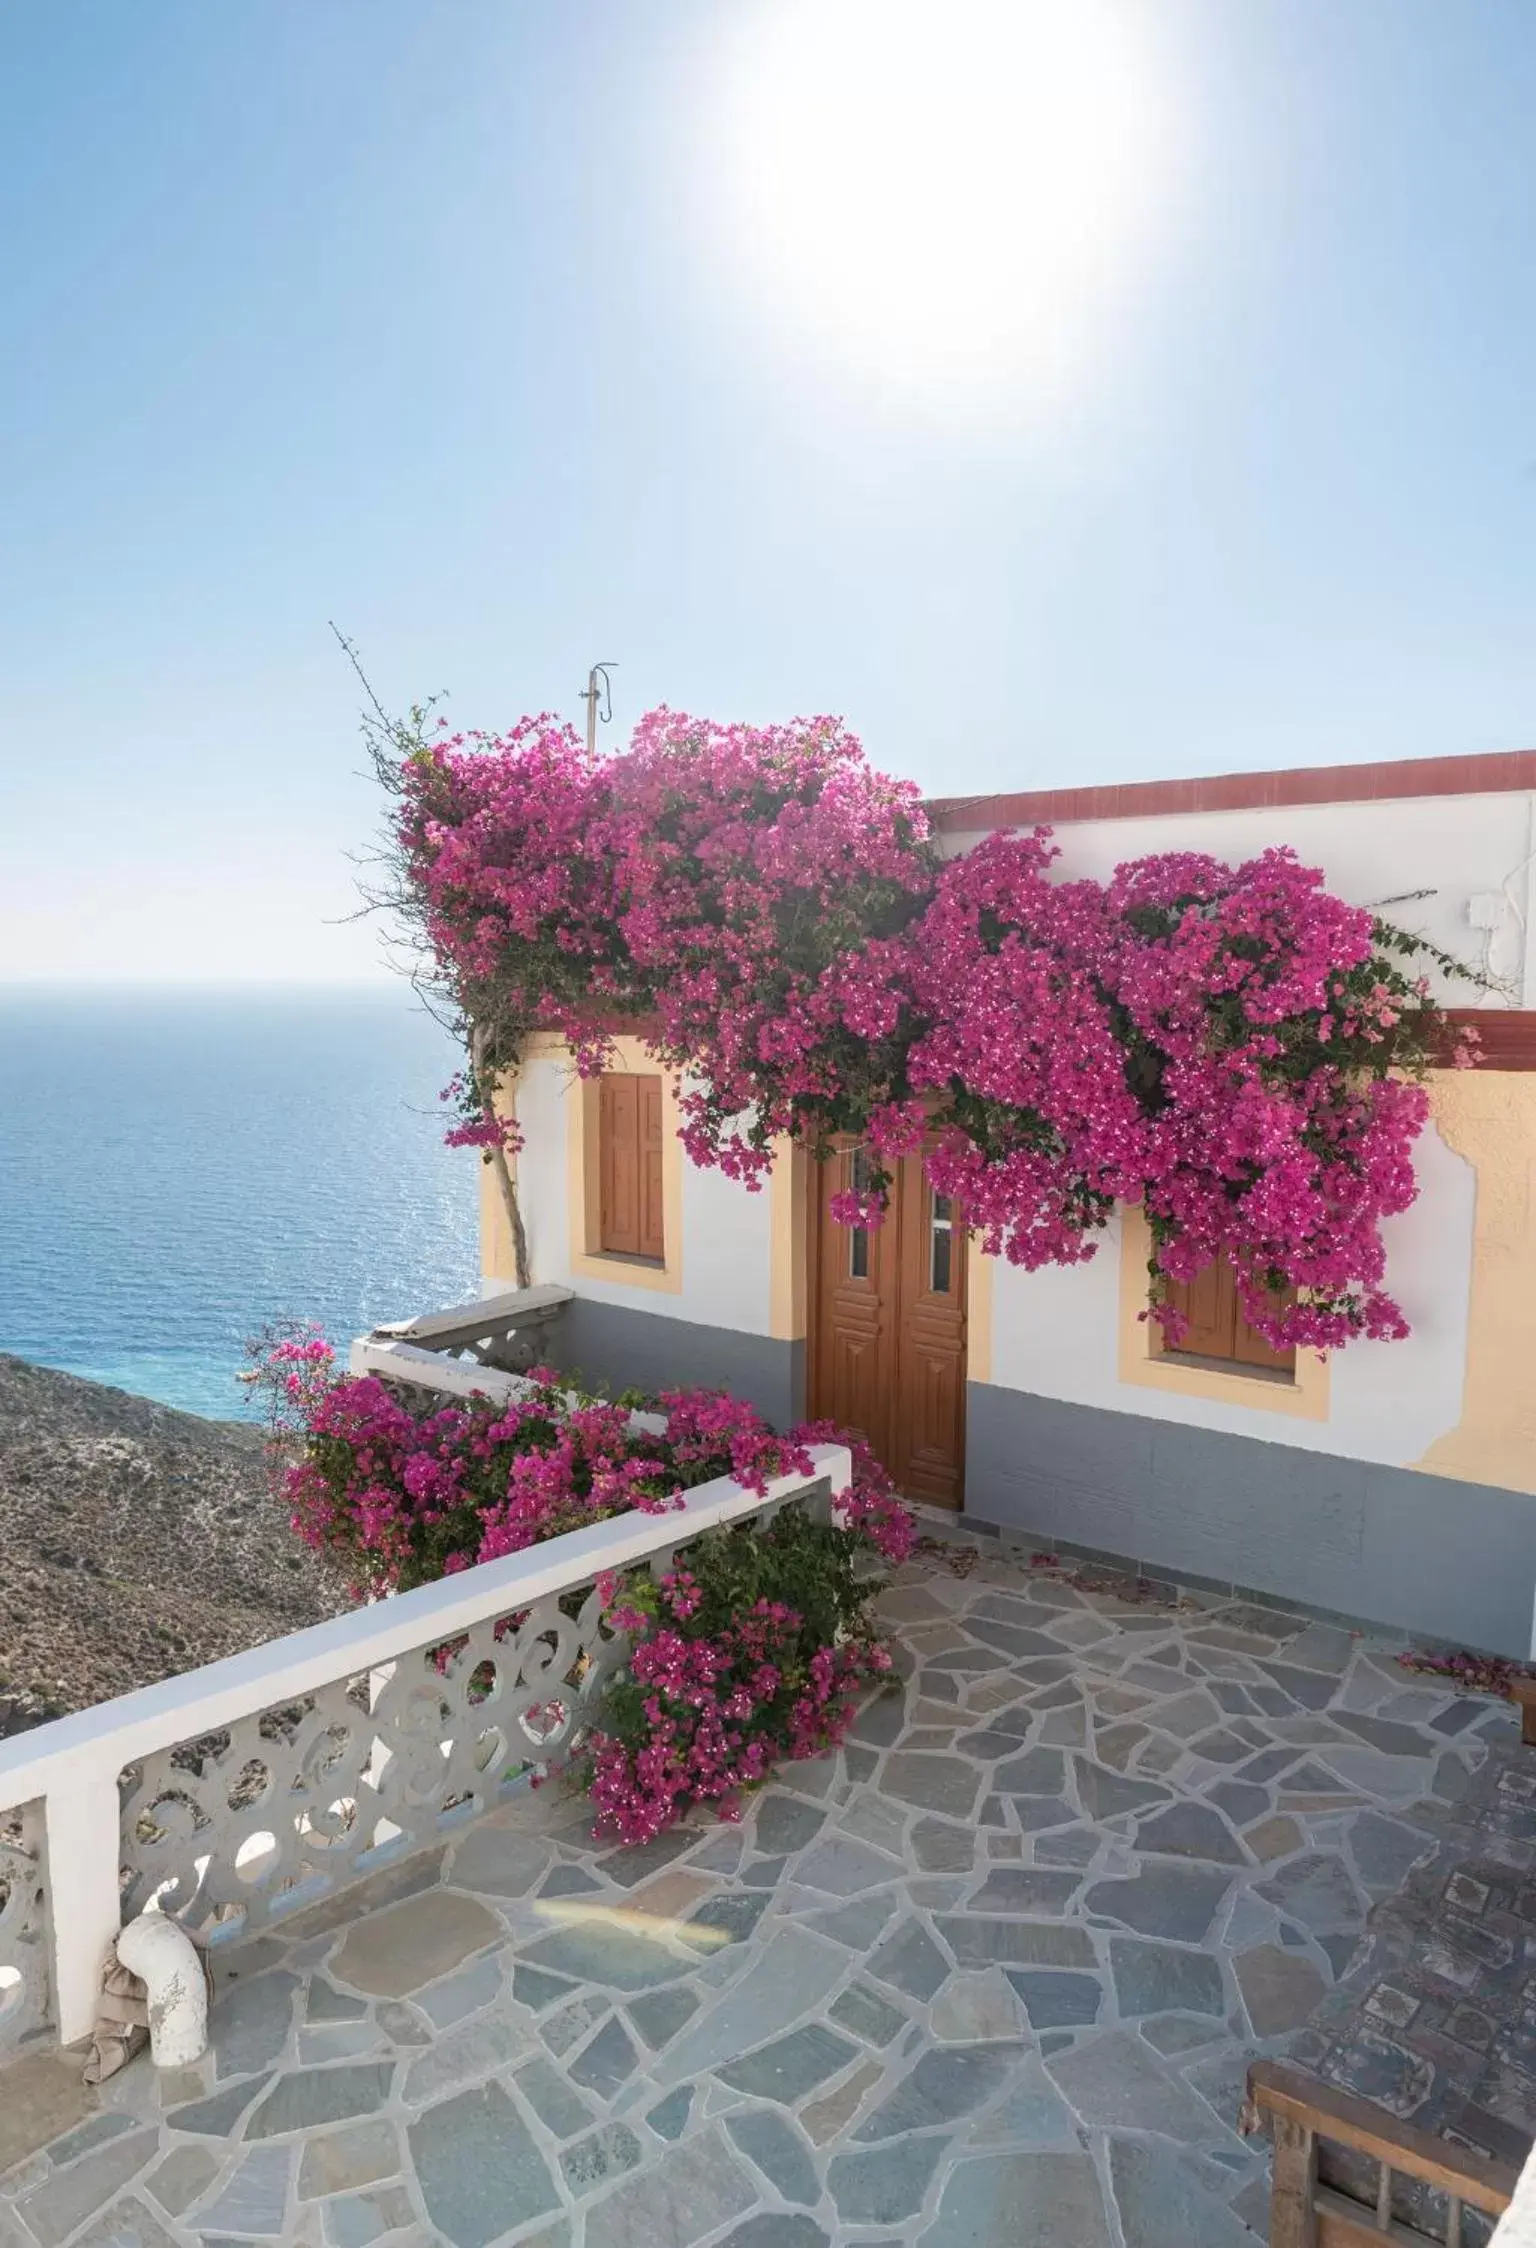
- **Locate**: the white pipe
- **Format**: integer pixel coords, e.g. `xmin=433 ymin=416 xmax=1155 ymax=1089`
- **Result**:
xmin=115 ymin=1913 xmax=208 ymax=2068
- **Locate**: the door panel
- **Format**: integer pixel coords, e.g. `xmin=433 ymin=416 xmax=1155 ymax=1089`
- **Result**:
xmin=827 ymin=1322 xmax=888 ymax=1456
xmin=639 ymin=1079 xmax=666 ymax=1261
xmin=811 ymin=1147 xmax=897 ymax=1465
xmin=893 ymin=1169 xmax=967 ymax=1505
xmin=599 ymin=1076 xmax=640 ymax=1254
xmin=809 ymin=1146 xmax=967 ymax=1507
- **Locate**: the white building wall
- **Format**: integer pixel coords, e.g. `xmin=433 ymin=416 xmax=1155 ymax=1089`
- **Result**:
xmin=982 ymin=1112 xmax=1475 ymax=1469
xmin=680 ymin=1162 xmax=777 ymax=1335
xmin=509 ymin=1053 xmax=776 ymax=1334
xmin=507 ymin=1056 xmax=571 ymax=1291
xmin=942 ymin=790 xmax=1536 ymax=1006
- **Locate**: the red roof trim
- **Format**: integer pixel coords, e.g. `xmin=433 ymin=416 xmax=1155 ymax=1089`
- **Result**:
xmin=927 ymin=749 xmax=1536 ymax=833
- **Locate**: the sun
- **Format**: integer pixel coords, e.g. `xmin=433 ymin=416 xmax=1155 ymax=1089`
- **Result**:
xmin=696 ymin=0 xmax=1182 ymax=427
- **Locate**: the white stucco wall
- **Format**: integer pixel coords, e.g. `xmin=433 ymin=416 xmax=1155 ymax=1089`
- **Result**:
xmin=942 ymin=790 xmax=1536 ymax=1005
xmin=982 ymin=1113 xmax=1475 ymax=1468
xmin=506 ymin=1053 xmax=776 ymax=1334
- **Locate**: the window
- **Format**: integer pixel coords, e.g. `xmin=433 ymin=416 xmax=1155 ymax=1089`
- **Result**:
xmin=572 ymin=1038 xmax=682 ymax=1293
xmin=1162 ymin=1258 xmax=1295 ymax=1380
xmin=597 ymin=1073 xmax=665 ymax=1261
xmin=1117 ymin=1205 xmax=1326 ymax=1421
xmin=930 ymin=1192 xmax=955 ymax=1294
xmin=848 ymin=1149 xmax=872 ymax=1280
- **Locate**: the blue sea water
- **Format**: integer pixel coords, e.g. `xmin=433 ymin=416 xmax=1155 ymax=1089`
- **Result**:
xmin=0 ymin=987 xmax=480 ymax=1420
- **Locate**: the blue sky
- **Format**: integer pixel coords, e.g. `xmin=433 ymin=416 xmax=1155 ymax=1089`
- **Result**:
xmin=2 ymin=1 xmax=1533 ymax=981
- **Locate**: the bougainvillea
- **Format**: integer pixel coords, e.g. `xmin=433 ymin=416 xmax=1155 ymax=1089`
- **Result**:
xmin=866 ymin=831 xmax=1458 ymax=1347
xmin=395 ymin=708 xmax=932 ymax=1181
xmin=258 ymin=1342 xmax=906 ymax=1593
xmin=587 ymin=1511 xmax=895 ymax=1845
xmin=382 ymin=706 xmax=1476 ymax=1349
xmin=250 ymin=1336 xmax=912 ymax=1840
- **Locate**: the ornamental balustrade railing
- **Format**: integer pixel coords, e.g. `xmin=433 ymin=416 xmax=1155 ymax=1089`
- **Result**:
xmin=0 ymin=1801 xmax=49 ymax=2055
xmin=0 ymin=1326 xmax=849 ymax=2060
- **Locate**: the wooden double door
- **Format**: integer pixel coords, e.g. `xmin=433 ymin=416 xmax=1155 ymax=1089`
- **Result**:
xmin=809 ymin=1147 xmax=968 ymax=1508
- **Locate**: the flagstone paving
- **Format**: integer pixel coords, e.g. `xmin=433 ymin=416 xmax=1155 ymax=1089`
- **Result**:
xmin=2 ymin=1541 xmax=1516 ymax=2247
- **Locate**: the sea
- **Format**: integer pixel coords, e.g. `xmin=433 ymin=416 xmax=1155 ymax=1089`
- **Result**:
xmin=0 ymin=987 xmax=480 ymax=1421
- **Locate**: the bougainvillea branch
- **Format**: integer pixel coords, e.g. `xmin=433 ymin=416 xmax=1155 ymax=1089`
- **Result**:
xmin=376 ymin=701 xmax=1479 ymax=1351
xmin=250 ymin=1336 xmax=912 ymax=1841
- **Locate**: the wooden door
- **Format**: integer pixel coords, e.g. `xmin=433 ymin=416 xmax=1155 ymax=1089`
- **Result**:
xmin=809 ymin=1147 xmax=967 ymax=1506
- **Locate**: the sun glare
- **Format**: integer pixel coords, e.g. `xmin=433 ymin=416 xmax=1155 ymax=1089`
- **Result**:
xmin=699 ymin=0 xmax=1181 ymax=426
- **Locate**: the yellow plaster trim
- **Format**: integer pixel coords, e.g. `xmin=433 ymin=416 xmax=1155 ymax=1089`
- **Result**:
xmin=1116 ymin=1207 xmax=1330 ymax=1422
xmin=768 ymin=1139 xmax=809 ymax=1341
xmin=1413 ymin=1070 xmax=1536 ymax=1494
xmin=565 ymin=1035 xmax=684 ymax=1295
xmin=966 ymin=1240 xmax=994 ymax=1387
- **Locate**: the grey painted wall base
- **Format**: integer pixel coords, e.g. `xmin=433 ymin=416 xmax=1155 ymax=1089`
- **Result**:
xmin=965 ymin=1382 xmax=1536 ymax=1659
xmin=543 ymin=1296 xmax=805 ymax=1430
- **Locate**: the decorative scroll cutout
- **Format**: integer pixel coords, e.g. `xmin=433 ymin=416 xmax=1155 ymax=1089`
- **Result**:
xmin=118 ymin=1498 xmax=828 ymax=1940
xmin=0 ymin=1799 xmax=51 ymax=2053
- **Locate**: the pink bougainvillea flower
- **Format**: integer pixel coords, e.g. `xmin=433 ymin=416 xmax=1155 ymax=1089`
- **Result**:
xmin=396 ymin=708 xmax=1461 ymax=1353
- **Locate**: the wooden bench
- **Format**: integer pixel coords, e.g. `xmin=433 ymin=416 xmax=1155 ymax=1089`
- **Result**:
xmin=1245 ymin=1697 xmax=1536 ymax=2246
xmin=1244 ymin=2059 xmax=1520 ymax=2246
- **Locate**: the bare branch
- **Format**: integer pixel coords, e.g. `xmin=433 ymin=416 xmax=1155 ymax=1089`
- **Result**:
xmin=331 ymin=628 xmax=531 ymax=1287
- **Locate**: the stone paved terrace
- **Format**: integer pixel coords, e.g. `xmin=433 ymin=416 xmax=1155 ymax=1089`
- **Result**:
xmin=0 ymin=1536 xmax=1516 ymax=2248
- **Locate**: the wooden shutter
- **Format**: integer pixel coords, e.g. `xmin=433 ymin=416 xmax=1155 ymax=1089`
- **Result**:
xmin=1165 ymin=1259 xmax=1232 ymax=1359
xmin=1163 ymin=1257 xmax=1296 ymax=1375
xmin=598 ymin=1073 xmax=665 ymax=1262
xmin=599 ymin=1076 xmax=640 ymax=1254
xmin=1232 ymin=1276 xmax=1296 ymax=1374
xmin=639 ymin=1078 xmax=665 ymax=1261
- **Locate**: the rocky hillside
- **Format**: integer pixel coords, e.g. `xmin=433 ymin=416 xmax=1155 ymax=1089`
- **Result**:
xmin=0 ymin=1355 xmax=351 ymax=1738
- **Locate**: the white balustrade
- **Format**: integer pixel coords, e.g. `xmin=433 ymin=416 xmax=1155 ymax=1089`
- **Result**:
xmin=0 ymin=1434 xmax=850 ymax=2050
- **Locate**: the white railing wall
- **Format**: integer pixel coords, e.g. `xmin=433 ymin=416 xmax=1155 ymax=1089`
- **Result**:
xmin=346 ymin=1334 xmax=667 ymax=1426
xmin=0 ymin=1442 xmax=850 ymax=2053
